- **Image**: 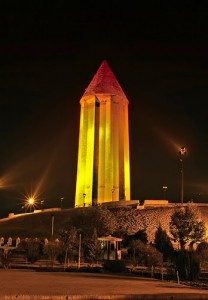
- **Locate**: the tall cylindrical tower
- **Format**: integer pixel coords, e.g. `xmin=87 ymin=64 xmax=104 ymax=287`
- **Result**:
xmin=75 ymin=60 xmax=130 ymax=207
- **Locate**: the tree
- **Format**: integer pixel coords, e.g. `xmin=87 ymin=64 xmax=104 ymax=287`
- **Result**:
xmin=84 ymin=228 xmax=103 ymax=264
xmin=154 ymin=224 xmax=174 ymax=261
xmin=128 ymin=239 xmax=163 ymax=267
xmin=133 ymin=229 xmax=148 ymax=244
xmin=0 ymin=250 xmax=13 ymax=269
xmin=175 ymin=250 xmax=200 ymax=281
xmin=43 ymin=240 xmax=62 ymax=267
xmin=17 ymin=238 xmax=42 ymax=263
xmin=59 ymin=226 xmax=78 ymax=268
xmin=123 ymin=229 xmax=148 ymax=248
xmin=169 ymin=205 xmax=206 ymax=250
xmin=69 ymin=206 xmax=117 ymax=237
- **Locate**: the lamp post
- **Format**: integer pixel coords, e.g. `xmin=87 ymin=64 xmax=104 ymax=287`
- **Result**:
xmin=40 ymin=200 xmax=44 ymax=209
xmin=51 ymin=214 xmax=54 ymax=240
xmin=28 ymin=197 xmax=34 ymax=212
xmin=60 ymin=197 xmax=64 ymax=209
xmin=111 ymin=188 xmax=114 ymax=201
xmin=179 ymin=146 xmax=186 ymax=205
xmin=22 ymin=204 xmax=26 ymax=213
xmin=163 ymin=186 xmax=168 ymax=199
xmin=83 ymin=193 xmax=86 ymax=207
xmin=78 ymin=233 xmax=81 ymax=269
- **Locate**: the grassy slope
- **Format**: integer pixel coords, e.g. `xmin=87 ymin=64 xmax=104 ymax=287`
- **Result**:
xmin=0 ymin=205 xmax=208 ymax=242
xmin=0 ymin=208 xmax=77 ymax=239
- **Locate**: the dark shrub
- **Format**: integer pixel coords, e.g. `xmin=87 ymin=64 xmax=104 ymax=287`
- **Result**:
xmin=103 ymin=260 xmax=127 ymax=273
xmin=175 ymin=250 xmax=200 ymax=281
xmin=128 ymin=240 xmax=163 ymax=267
xmin=0 ymin=250 xmax=13 ymax=269
xmin=64 ymin=266 xmax=102 ymax=273
xmin=154 ymin=224 xmax=174 ymax=262
xmin=57 ymin=252 xmax=65 ymax=264
xmin=79 ymin=266 xmax=103 ymax=273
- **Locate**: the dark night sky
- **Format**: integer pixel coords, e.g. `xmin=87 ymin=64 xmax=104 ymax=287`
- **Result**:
xmin=0 ymin=1 xmax=208 ymax=217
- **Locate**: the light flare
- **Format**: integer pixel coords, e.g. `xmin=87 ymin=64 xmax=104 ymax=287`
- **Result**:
xmin=21 ymin=190 xmax=42 ymax=213
xmin=19 ymin=161 xmax=53 ymax=212
xmin=153 ymin=126 xmax=188 ymax=156
xmin=0 ymin=172 xmax=19 ymax=190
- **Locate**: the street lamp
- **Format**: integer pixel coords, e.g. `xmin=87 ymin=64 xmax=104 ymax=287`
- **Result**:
xmin=40 ymin=200 xmax=44 ymax=209
xmin=78 ymin=233 xmax=81 ymax=269
xmin=60 ymin=197 xmax=64 ymax=209
xmin=163 ymin=186 xmax=168 ymax=199
xmin=28 ymin=197 xmax=34 ymax=212
xmin=83 ymin=193 xmax=86 ymax=207
xmin=51 ymin=214 xmax=54 ymax=240
xmin=179 ymin=146 xmax=186 ymax=205
xmin=22 ymin=193 xmax=38 ymax=213
xmin=111 ymin=188 xmax=114 ymax=201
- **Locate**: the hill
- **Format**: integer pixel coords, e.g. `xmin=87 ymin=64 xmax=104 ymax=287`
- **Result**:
xmin=0 ymin=204 xmax=208 ymax=243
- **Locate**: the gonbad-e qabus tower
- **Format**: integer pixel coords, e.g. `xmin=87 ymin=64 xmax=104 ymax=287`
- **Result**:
xmin=75 ymin=60 xmax=130 ymax=207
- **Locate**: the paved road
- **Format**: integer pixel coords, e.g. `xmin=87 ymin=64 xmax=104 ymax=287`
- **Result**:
xmin=0 ymin=269 xmax=208 ymax=299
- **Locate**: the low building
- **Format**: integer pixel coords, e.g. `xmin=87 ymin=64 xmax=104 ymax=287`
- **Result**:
xmin=98 ymin=235 xmax=122 ymax=260
xmin=143 ymin=199 xmax=169 ymax=207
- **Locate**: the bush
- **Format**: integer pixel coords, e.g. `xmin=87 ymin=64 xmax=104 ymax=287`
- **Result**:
xmin=196 ymin=241 xmax=208 ymax=268
xmin=154 ymin=224 xmax=174 ymax=262
xmin=128 ymin=240 xmax=163 ymax=267
xmin=57 ymin=252 xmax=65 ymax=264
xmin=0 ymin=250 xmax=13 ymax=269
xmin=175 ymin=250 xmax=200 ymax=281
xmin=36 ymin=267 xmax=63 ymax=272
xmin=64 ymin=266 xmax=103 ymax=273
xmin=79 ymin=266 xmax=103 ymax=273
xmin=103 ymin=260 xmax=127 ymax=273
xmin=17 ymin=238 xmax=42 ymax=263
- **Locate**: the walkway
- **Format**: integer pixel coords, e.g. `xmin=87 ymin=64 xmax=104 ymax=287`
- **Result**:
xmin=0 ymin=269 xmax=208 ymax=299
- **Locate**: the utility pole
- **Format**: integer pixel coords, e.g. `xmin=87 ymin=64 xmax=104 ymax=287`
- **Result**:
xmin=83 ymin=194 xmax=86 ymax=207
xmin=60 ymin=197 xmax=64 ymax=209
xmin=78 ymin=233 xmax=81 ymax=269
xmin=51 ymin=214 xmax=54 ymax=240
xmin=163 ymin=186 xmax=167 ymax=199
xmin=179 ymin=146 xmax=186 ymax=205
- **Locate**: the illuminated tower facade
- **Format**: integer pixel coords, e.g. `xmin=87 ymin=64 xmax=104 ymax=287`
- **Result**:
xmin=75 ymin=60 xmax=130 ymax=207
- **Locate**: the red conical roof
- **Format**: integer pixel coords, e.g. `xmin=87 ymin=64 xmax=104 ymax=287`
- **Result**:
xmin=83 ymin=60 xmax=127 ymax=98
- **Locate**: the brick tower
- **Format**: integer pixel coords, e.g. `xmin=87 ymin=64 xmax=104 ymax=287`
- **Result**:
xmin=75 ymin=60 xmax=130 ymax=207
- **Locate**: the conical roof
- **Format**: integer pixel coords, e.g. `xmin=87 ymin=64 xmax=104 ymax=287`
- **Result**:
xmin=82 ymin=60 xmax=127 ymax=98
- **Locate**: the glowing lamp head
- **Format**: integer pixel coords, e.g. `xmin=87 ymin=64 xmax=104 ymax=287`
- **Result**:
xmin=28 ymin=197 xmax=34 ymax=205
xmin=179 ymin=146 xmax=186 ymax=156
